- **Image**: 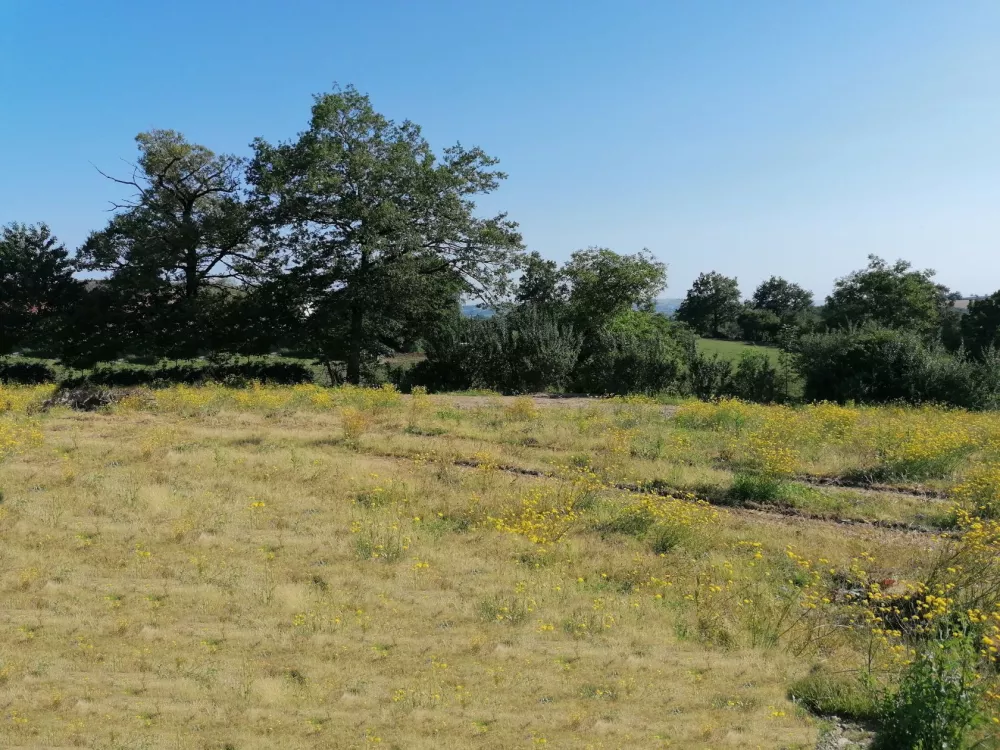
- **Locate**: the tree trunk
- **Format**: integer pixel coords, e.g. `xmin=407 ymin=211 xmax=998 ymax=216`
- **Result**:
xmin=346 ymin=305 xmax=363 ymax=384
xmin=346 ymin=249 xmax=370 ymax=385
xmin=185 ymin=257 xmax=198 ymax=298
xmin=182 ymin=208 xmax=199 ymax=299
xmin=321 ymin=357 xmax=340 ymax=386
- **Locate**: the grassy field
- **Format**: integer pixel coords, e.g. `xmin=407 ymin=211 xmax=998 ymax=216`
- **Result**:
xmin=696 ymin=338 xmax=782 ymax=364
xmin=2 ymin=385 xmax=1000 ymax=748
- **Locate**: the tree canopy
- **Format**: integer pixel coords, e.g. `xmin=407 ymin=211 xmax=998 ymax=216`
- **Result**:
xmin=249 ymin=85 xmax=524 ymax=383
xmin=962 ymin=292 xmax=1000 ymax=355
xmin=824 ymin=256 xmax=946 ymax=336
xmin=73 ymin=130 xmax=271 ymax=360
xmin=0 ymin=223 xmax=78 ymax=356
xmin=515 ymin=251 xmax=566 ymax=308
xmin=676 ymin=271 xmax=742 ymax=337
xmin=751 ymin=276 xmax=813 ymax=316
xmin=5 ymin=82 xmax=994 ymax=411
xmin=79 ymin=130 xmax=261 ymax=298
xmin=562 ymin=247 xmax=666 ymax=329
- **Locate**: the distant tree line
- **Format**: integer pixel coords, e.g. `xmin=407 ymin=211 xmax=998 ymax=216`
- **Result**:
xmin=671 ymin=258 xmax=1000 ymax=408
xmin=4 ymin=84 xmax=1000 ymax=407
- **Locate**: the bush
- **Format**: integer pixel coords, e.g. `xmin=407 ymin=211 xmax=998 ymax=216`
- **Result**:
xmin=971 ymin=346 xmax=1000 ymax=410
xmin=738 ymin=307 xmax=782 ymax=343
xmin=58 ymin=357 xmax=315 ymax=388
xmin=650 ymin=523 xmax=689 ymax=554
xmin=874 ymin=636 xmax=986 ymax=750
xmin=411 ymin=308 xmax=582 ymax=394
xmin=728 ymin=351 xmax=790 ymax=403
xmin=572 ymin=327 xmax=687 ymax=396
xmin=0 ymin=357 xmax=58 ymax=384
xmin=727 ymin=473 xmax=786 ymax=505
xmin=687 ymin=352 xmax=733 ymax=400
xmin=794 ymin=325 xmax=997 ymax=409
xmin=594 ymin=506 xmax=656 ymax=538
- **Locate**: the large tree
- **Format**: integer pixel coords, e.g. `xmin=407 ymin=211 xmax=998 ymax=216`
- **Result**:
xmin=751 ymin=276 xmax=813 ymax=317
xmin=80 ymin=130 xmax=261 ymax=298
xmin=0 ymin=223 xmax=79 ymax=356
xmin=824 ymin=255 xmax=946 ymax=336
xmin=676 ymin=271 xmax=742 ymax=337
xmin=562 ymin=247 xmax=666 ymax=330
xmin=962 ymin=291 xmax=1000 ymax=355
xmin=77 ymin=130 xmax=266 ymax=359
xmin=249 ymin=85 xmax=524 ymax=383
xmin=741 ymin=276 xmax=815 ymax=342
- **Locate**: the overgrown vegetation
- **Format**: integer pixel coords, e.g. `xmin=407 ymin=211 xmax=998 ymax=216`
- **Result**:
xmin=4 ymin=384 xmax=1000 ymax=747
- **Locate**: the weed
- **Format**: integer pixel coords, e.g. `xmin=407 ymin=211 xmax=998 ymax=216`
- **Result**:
xmin=728 ymin=473 xmax=787 ymax=505
xmin=477 ymin=595 xmax=529 ymax=625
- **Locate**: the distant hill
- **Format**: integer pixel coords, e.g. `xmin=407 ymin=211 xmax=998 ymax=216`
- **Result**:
xmin=461 ymin=298 xmax=683 ymax=319
xmin=461 ymin=304 xmax=495 ymax=318
xmin=654 ymin=298 xmax=683 ymax=316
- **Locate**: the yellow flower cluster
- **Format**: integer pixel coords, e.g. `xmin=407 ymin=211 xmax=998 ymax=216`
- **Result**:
xmin=0 ymin=418 xmax=43 ymax=462
xmin=728 ymin=427 xmax=799 ymax=477
xmin=951 ymin=463 xmax=1000 ymax=518
xmin=505 ymin=396 xmax=540 ymax=421
xmin=116 ymin=382 xmax=406 ymax=415
xmin=488 ymin=487 xmax=580 ymax=545
xmin=675 ymin=398 xmax=761 ymax=432
xmin=864 ymin=415 xmax=976 ymax=479
xmin=0 ymin=385 xmax=53 ymax=413
xmin=341 ymin=406 xmax=373 ymax=441
xmin=677 ymin=398 xmax=1000 ymax=482
xmin=620 ymin=494 xmax=719 ymax=529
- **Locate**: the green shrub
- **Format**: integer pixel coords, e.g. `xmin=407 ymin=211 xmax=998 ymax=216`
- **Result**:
xmin=594 ymin=506 xmax=656 ymax=538
xmin=0 ymin=357 xmax=58 ymax=384
xmin=874 ymin=636 xmax=987 ymax=750
xmin=573 ymin=319 xmax=689 ymax=396
xmin=650 ymin=523 xmax=689 ymax=554
xmin=477 ymin=595 xmax=529 ymax=625
xmin=727 ymin=473 xmax=786 ymax=505
xmin=57 ymin=357 xmax=314 ymax=388
xmin=411 ymin=307 xmax=582 ymax=394
xmin=687 ymin=352 xmax=733 ymax=400
xmin=793 ymin=325 xmax=997 ymax=409
xmin=728 ymin=351 xmax=791 ymax=403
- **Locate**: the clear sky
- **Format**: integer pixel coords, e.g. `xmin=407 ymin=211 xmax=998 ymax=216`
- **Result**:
xmin=2 ymin=1 xmax=999 ymax=299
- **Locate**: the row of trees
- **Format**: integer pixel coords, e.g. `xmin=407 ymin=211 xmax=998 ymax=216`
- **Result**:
xmin=5 ymin=83 xmax=1000 ymax=404
xmin=675 ymin=258 xmax=1000 ymax=356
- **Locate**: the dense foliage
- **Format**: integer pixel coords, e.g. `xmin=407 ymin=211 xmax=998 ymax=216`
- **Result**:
xmin=0 ymin=357 xmax=59 ymax=384
xmin=58 ymin=357 xmax=315 ymax=388
xmin=794 ymin=326 xmax=1000 ymax=409
xmin=0 ymin=223 xmax=78 ymax=356
xmin=675 ymin=271 xmax=742 ymax=337
xmin=408 ymin=307 xmax=582 ymax=393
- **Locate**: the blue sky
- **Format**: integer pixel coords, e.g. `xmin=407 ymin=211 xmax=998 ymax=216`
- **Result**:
xmin=2 ymin=0 xmax=999 ymax=299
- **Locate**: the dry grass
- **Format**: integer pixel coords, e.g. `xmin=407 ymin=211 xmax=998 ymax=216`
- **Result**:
xmin=1 ymin=387 xmax=996 ymax=748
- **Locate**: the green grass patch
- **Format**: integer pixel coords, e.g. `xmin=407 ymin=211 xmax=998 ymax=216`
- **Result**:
xmin=696 ymin=339 xmax=781 ymax=364
xmin=789 ymin=667 xmax=880 ymax=722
